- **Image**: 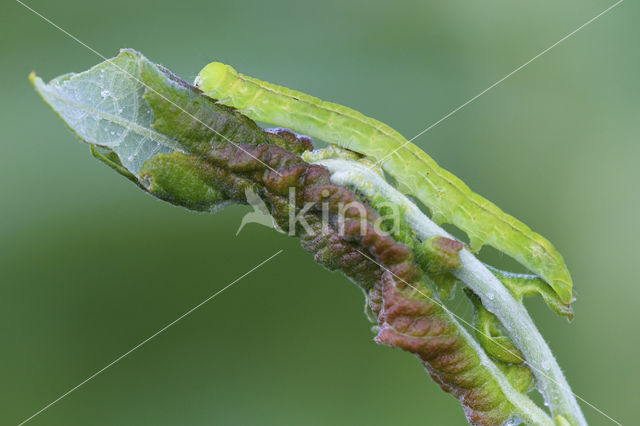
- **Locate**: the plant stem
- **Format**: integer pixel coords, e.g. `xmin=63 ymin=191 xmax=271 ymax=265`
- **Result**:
xmin=315 ymin=158 xmax=587 ymax=426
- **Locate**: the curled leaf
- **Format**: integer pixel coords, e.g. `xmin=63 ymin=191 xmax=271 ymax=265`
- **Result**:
xmin=264 ymin=127 xmax=313 ymax=154
xmin=487 ymin=266 xmax=574 ymax=320
xmin=465 ymin=289 xmax=536 ymax=394
xmin=416 ymin=236 xmax=463 ymax=274
xmin=465 ymin=289 xmax=525 ymax=365
xmin=89 ymin=145 xmax=138 ymax=184
xmin=139 ymin=151 xmax=228 ymax=211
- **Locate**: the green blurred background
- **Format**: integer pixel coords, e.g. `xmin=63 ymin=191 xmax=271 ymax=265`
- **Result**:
xmin=1 ymin=0 xmax=637 ymax=424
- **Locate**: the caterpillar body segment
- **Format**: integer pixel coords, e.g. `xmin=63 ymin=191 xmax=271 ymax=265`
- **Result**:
xmin=196 ymin=62 xmax=573 ymax=304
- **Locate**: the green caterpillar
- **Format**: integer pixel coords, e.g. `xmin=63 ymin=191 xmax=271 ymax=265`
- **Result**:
xmin=195 ymin=62 xmax=573 ymax=305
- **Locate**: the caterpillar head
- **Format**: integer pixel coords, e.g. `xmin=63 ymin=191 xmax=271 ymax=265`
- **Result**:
xmin=195 ymin=61 xmax=239 ymax=103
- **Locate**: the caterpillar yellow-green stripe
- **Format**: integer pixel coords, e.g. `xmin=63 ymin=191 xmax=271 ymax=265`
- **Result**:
xmin=195 ymin=62 xmax=573 ymax=305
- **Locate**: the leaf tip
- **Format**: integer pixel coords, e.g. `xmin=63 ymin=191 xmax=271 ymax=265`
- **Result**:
xmin=28 ymin=71 xmax=41 ymax=88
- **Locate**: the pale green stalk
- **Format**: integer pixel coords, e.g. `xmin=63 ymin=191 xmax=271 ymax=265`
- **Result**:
xmin=314 ymin=158 xmax=586 ymax=426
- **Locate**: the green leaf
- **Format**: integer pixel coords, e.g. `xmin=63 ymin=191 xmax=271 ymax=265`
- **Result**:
xmin=415 ymin=235 xmax=463 ymax=274
xmin=30 ymin=49 xmax=274 ymax=177
xmin=139 ymin=151 xmax=229 ymax=212
xmin=30 ymin=52 xmax=177 ymax=174
xmin=30 ymin=49 xmax=280 ymax=211
xmin=89 ymin=145 xmax=138 ymax=184
xmin=487 ymin=266 xmax=574 ymax=320
xmin=140 ymin=63 xmax=271 ymax=155
xmin=465 ymin=288 xmax=536 ymax=394
xmin=465 ymin=288 xmax=526 ymax=365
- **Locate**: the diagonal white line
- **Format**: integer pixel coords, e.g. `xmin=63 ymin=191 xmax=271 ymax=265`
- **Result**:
xmin=17 ymin=249 xmax=284 ymax=426
xmin=376 ymin=0 xmax=624 ymax=166
xmin=356 ymin=249 xmax=622 ymax=425
xmin=16 ymin=0 xmax=282 ymax=176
